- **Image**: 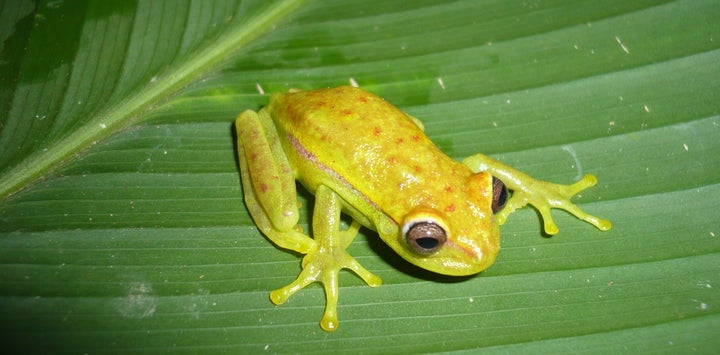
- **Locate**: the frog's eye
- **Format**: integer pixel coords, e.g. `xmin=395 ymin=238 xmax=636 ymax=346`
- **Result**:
xmin=401 ymin=207 xmax=450 ymax=256
xmin=402 ymin=208 xmax=450 ymax=255
xmin=404 ymin=221 xmax=447 ymax=255
xmin=491 ymin=177 xmax=508 ymax=214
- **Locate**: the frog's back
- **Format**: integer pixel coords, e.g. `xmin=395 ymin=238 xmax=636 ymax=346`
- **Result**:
xmin=267 ymin=86 xmax=469 ymax=224
xmin=268 ymin=86 xmax=420 ymax=140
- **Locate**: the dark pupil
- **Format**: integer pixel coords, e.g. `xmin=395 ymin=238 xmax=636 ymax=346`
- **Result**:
xmin=415 ymin=237 xmax=439 ymax=250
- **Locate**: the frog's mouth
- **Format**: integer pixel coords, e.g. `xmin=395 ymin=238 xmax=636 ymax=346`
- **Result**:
xmin=416 ymin=246 xmax=497 ymax=276
xmin=442 ymin=238 xmax=498 ymax=275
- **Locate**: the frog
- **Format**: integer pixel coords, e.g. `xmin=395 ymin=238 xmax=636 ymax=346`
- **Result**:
xmin=234 ymin=86 xmax=611 ymax=332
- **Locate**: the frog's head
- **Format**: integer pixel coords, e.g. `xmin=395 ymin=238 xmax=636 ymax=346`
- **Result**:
xmin=395 ymin=173 xmax=507 ymax=276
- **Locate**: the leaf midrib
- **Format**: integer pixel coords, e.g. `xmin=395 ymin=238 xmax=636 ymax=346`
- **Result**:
xmin=0 ymin=0 xmax=306 ymax=202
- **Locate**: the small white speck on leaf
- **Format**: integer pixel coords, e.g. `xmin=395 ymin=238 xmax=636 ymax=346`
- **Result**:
xmin=436 ymin=77 xmax=446 ymax=90
xmin=615 ymin=36 xmax=630 ymax=54
xmin=255 ymin=83 xmax=265 ymax=95
xmin=349 ymin=77 xmax=359 ymax=87
xmin=643 ymin=104 xmax=650 ymax=113
xmin=683 ymin=143 xmax=689 ymax=151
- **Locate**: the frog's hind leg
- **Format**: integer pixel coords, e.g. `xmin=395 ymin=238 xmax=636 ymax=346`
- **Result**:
xmin=236 ymin=111 xmax=382 ymax=331
xmin=235 ymin=110 xmax=313 ymax=253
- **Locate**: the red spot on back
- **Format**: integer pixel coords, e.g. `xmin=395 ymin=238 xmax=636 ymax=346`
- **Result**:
xmin=395 ymin=137 xmax=404 ymax=144
xmin=358 ymin=96 xmax=369 ymax=103
xmin=342 ymin=109 xmax=353 ymax=115
xmin=444 ymin=186 xmax=453 ymax=193
xmin=445 ymin=204 xmax=456 ymax=212
xmin=411 ymin=135 xmax=420 ymax=142
xmin=260 ymin=183 xmax=269 ymax=193
xmin=373 ymin=127 xmax=382 ymax=136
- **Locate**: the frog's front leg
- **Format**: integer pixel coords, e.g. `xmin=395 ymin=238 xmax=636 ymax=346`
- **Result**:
xmin=463 ymin=154 xmax=612 ymax=235
xmin=270 ymin=185 xmax=382 ymax=332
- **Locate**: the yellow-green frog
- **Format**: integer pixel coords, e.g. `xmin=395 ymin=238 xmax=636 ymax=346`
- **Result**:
xmin=235 ymin=86 xmax=610 ymax=331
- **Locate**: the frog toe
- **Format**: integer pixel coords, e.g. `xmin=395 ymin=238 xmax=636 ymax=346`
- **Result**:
xmin=269 ymin=268 xmax=318 ymax=305
xmin=345 ymin=258 xmax=383 ymax=287
xmin=572 ymin=174 xmax=598 ymax=192
xmin=320 ymin=314 xmax=339 ymax=332
xmin=565 ymin=204 xmax=612 ymax=231
xmin=537 ymin=206 xmax=561 ymax=235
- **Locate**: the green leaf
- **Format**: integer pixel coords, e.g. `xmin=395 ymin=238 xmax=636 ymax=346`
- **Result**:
xmin=1 ymin=0 xmax=718 ymax=353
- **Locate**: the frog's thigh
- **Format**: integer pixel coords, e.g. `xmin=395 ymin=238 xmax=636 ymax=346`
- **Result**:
xmin=236 ymin=109 xmax=298 ymax=230
xmin=236 ymin=110 xmax=312 ymax=253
